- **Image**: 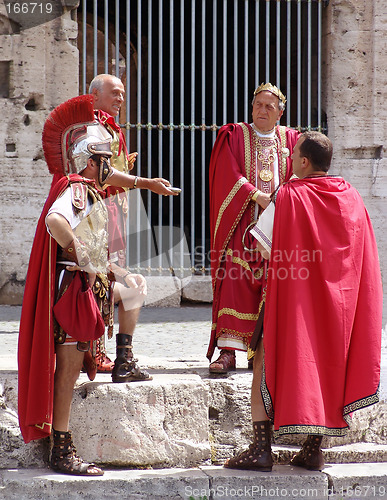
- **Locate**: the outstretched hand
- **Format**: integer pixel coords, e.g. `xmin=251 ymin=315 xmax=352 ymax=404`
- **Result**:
xmin=148 ymin=177 xmax=180 ymax=196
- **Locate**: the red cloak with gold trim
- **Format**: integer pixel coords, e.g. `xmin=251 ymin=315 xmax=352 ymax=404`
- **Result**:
xmin=262 ymin=176 xmax=382 ymax=435
xmin=18 ymin=174 xmax=101 ymax=443
xmin=207 ymin=123 xmax=299 ymax=359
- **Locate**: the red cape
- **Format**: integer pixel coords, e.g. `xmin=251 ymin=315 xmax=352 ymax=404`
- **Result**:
xmin=207 ymin=123 xmax=299 ymax=359
xmin=18 ymin=174 xmax=99 ymax=443
xmin=262 ymin=176 xmax=382 ymax=435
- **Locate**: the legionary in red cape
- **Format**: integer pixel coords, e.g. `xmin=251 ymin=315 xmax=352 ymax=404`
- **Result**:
xmin=18 ymin=94 xmax=176 ymax=476
xmin=207 ymin=83 xmax=299 ymax=374
xmin=225 ymin=131 xmax=382 ymax=472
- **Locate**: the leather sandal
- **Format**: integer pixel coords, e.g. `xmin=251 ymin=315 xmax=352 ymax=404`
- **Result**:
xmin=50 ymin=430 xmax=103 ymax=476
xmin=209 ymin=349 xmax=236 ymax=374
xmin=290 ymin=434 xmax=325 ymax=471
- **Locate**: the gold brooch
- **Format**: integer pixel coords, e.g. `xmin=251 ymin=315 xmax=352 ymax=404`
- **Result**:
xmin=282 ymin=147 xmax=290 ymax=158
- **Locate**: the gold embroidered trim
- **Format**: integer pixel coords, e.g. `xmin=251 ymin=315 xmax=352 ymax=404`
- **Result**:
xmin=261 ymin=355 xmax=274 ymax=421
xmin=35 ymin=422 xmax=52 ymax=432
xmin=216 ymin=327 xmax=254 ymax=339
xmin=273 ymin=424 xmax=349 ymax=438
xmin=254 ymin=268 xmax=264 ymax=280
xmin=218 ymin=308 xmax=259 ymax=321
xmin=278 ymin=126 xmax=288 ymax=183
xmin=240 ymin=122 xmax=253 ymax=182
xmin=343 ymin=389 xmax=379 ymax=415
xmin=226 ymin=248 xmax=251 ymax=272
xmin=213 ymin=177 xmax=248 ymax=245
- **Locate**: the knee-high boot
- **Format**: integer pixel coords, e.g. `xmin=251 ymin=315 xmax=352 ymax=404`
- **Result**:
xmin=224 ymin=420 xmax=273 ymax=471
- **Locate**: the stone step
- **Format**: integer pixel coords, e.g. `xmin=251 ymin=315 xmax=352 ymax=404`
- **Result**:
xmin=1 ymin=464 xmax=386 ymax=500
xmin=1 ymin=370 xmax=386 ymax=470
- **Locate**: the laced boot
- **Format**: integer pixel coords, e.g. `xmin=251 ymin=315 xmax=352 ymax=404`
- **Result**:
xmin=50 ymin=429 xmax=103 ymax=476
xmin=112 ymin=333 xmax=152 ymax=383
xmin=290 ymin=434 xmax=325 ymax=471
xmin=224 ymin=420 xmax=273 ymax=471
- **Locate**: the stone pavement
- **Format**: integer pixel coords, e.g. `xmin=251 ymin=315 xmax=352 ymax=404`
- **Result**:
xmin=0 ymin=305 xmax=386 ymax=499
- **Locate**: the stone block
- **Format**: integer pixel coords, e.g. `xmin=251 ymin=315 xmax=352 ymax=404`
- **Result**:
xmin=325 ymin=463 xmax=387 ymax=500
xmin=181 ymin=276 xmax=213 ymax=303
xmin=204 ymin=465 xmax=329 ymax=500
xmin=70 ymin=374 xmax=211 ymax=468
xmin=144 ymin=276 xmax=181 ymax=307
xmin=0 ymin=468 xmax=211 ymax=500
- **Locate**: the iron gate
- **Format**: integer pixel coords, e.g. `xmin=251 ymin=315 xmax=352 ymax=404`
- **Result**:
xmin=78 ymin=0 xmax=327 ymax=277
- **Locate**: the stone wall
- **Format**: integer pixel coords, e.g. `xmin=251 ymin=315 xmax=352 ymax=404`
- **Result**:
xmin=0 ymin=1 xmax=79 ymax=304
xmin=323 ymin=0 xmax=387 ymax=324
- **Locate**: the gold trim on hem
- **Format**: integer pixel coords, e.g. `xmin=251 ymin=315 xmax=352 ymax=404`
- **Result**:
xmin=35 ymin=422 xmax=52 ymax=432
xmin=273 ymin=424 xmax=349 ymax=438
xmin=218 ymin=308 xmax=259 ymax=321
xmin=343 ymin=388 xmax=380 ymax=416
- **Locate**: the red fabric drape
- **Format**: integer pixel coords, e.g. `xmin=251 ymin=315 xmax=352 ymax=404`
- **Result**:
xmin=18 ymin=174 xmax=100 ymax=443
xmin=262 ymin=176 xmax=382 ymax=435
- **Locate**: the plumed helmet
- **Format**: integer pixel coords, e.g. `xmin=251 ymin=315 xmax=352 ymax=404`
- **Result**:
xmin=42 ymin=94 xmax=112 ymax=176
xmin=67 ymin=122 xmax=112 ymax=174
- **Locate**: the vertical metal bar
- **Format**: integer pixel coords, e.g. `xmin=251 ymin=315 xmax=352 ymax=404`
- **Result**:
xmin=104 ymin=0 xmax=108 ymax=73
xmin=147 ymin=0 xmax=152 ymax=270
xmin=307 ymin=0 xmax=312 ymax=129
xmin=211 ymin=0 xmax=217 ymax=271
xmin=297 ymin=0 xmax=301 ymax=128
xmin=244 ymin=0 xmax=248 ymax=121
xmin=233 ymin=0 xmax=238 ymax=122
xmin=318 ymin=0 xmax=322 ymax=130
xmin=126 ymin=0 xmax=130 ymax=149
xmin=93 ymin=0 xmax=98 ymax=77
xmin=179 ymin=0 xmax=185 ymax=272
xmin=265 ymin=0 xmax=270 ymax=82
xmin=115 ymin=0 xmax=120 ymax=78
xmin=276 ymin=0 xmax=280 ymax=88
xmin=255 ymin=0 xmax=259 ymax=86
xmin=158 ymin=0 xmax=163 ymax=270
xmin=201 ymin=0 xmax=205 ymax=271
xmin=212 ymin=0 xmax=217 ymax=143
xmin=125 ymin=0 xmax=131 ymax=269
xmin=222 ymin=0 xmax=227 ymax=124
xmin=82 ymin=0 xmax=87 ymax=94
xmin=136 ymin=0 xmax=142 ymax=268
xmin=191 ymin=0 xmax=196 ymax=266
xmin=169 ymin=0 xmax=174 ymax=269
xmin=286 ymin=0 xmax=291 ymax=127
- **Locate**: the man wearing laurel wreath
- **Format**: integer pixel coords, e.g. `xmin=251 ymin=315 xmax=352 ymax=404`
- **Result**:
xmin=208 ymin=83 xmax=299 ymax=376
